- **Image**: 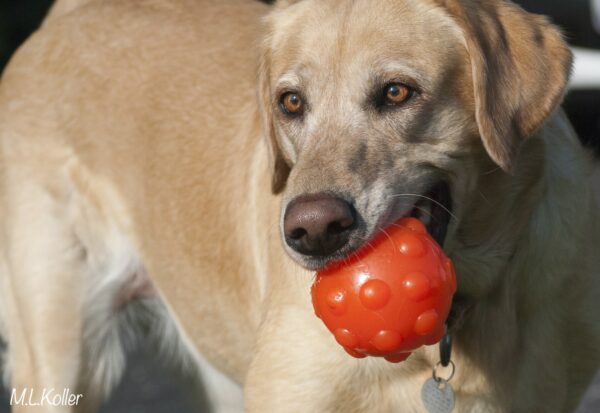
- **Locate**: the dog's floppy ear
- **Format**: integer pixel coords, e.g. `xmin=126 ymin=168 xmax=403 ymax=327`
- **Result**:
xmin=438 ymin=0 xmax=573 ymax=170
xmin=257 ymin=38 xmax=291 ymax=194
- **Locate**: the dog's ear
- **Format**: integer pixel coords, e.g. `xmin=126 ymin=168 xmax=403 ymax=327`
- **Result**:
xmin=438 ymin=0 xmax=573 ymax=170
xmin=257 ymin=38 xmax=291 ymax=194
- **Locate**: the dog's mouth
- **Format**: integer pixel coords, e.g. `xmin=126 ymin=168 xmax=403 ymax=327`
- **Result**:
xmin=405 ymin=181 xmax=453 ymax=247
xmin=288 ymin=181 xmax=453 ymax=271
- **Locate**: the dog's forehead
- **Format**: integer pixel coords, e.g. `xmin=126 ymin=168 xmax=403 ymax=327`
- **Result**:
xmin=268 ymin=0 xmax=466 ymax=82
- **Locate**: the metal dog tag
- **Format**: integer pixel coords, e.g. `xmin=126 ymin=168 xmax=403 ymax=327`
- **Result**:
xmin=421 ymin=377 xmax=455 ymax=413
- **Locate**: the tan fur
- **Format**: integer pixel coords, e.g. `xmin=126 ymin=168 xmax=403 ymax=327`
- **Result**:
xmin=0 ymin=0 xmax=598 ymax=412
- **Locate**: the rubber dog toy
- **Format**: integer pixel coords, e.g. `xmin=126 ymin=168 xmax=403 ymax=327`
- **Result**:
xmin=311 ymin=217 xmax=456 ymax=363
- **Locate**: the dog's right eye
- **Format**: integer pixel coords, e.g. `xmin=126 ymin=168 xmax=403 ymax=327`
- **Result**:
xmin=382 ymin=83 xmax=413 ymax=106
xmin=279 ymin=92 xmax=304 ymax=116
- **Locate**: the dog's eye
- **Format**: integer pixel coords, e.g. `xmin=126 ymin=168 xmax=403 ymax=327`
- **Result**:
xmin=383 ymin=83 xmax=412 ymax=106
xmin=279 ymin=92 xmax=304 ymax=116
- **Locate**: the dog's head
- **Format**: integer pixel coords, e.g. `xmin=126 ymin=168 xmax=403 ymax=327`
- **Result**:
xmin=258 ymin=0 xmax=572 ymax=270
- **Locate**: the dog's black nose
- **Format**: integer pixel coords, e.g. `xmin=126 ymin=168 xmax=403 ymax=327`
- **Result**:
xmin=284 ymin=194 xmax=355 ymax=257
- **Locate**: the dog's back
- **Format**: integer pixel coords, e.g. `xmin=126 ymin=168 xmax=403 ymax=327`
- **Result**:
xmin=0 ymin=0 xmax=271 ymax=405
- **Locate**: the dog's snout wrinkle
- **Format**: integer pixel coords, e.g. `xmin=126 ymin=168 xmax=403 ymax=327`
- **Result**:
xmin=284 ymin=194 xmax=355 ymax=257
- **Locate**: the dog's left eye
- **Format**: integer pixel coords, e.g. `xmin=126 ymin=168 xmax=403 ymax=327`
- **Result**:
xmin=279 ymin=92 xmax=304 ymax=116
xmin=382 ymin=83 xmax=413 ymax=106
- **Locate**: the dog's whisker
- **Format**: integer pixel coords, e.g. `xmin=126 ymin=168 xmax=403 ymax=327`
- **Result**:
xmin=479 ymin=190 xmax=491 ymax=204
xmin=389 ymin=193 xmax=457 ymax=220
xmin=365 ymin=241 xmax=377 ymax=253
xmin=408 ymin=205 xmax=437 ymax=220
xmin=482 ymin=166 xmax=501 ymax=175
xmin=388 ymin=206 xmax=441 ymax=228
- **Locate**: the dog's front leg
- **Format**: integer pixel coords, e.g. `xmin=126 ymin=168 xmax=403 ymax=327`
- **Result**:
xmin=244 ymin=303 xmax=349 ymax=413
xmin=2 ymin=179 xmax=86 ymax=413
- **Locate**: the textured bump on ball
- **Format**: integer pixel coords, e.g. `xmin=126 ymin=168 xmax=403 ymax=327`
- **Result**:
xmin=402 ymin=272 xmax=431 ymax=301
xmin=326 ymin=288 xmax=348 ymax=316
xmin=414 ymin=309 xmax=439 ymax=336
xmin=334 ymin=328 xmax=358 ymax=347
xmin=371 ymin=330 xmax=403 ymax=352
xmin=398 ymin=233 xmax=426 ymax=257
xmin=344 ymin=347 xmax=367 ymax=359
xmin=399 ymin=217 xmax=426 ymax=234
xmin=359 ymin=279 xmax=392 ymax=310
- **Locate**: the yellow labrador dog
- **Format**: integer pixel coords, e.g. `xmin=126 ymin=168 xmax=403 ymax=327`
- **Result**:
xmin=1 ymin=0 xmax=599 ymax=412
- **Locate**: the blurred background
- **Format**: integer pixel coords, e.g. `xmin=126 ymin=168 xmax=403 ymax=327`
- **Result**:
xmin=0 ymin=0 xmax=599 ymax=412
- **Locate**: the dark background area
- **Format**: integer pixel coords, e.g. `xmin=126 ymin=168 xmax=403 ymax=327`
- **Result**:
xmin=517 ymin=0 xmax=600 ymax=155
xmin=0 ymin=1 xmax=599 ymax=413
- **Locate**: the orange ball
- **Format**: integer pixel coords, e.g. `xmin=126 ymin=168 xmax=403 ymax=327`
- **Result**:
xmin=311 ymin=217 xmax=456 ymax=363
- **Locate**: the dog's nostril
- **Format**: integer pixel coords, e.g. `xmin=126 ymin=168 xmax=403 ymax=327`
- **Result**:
xmin=283 ymin=193 xmax=356 ymax=257
xmin=289 ymin=228 xmax=307 ymax=240
xmin=326 ymin=219 xmax=353 ymax=235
